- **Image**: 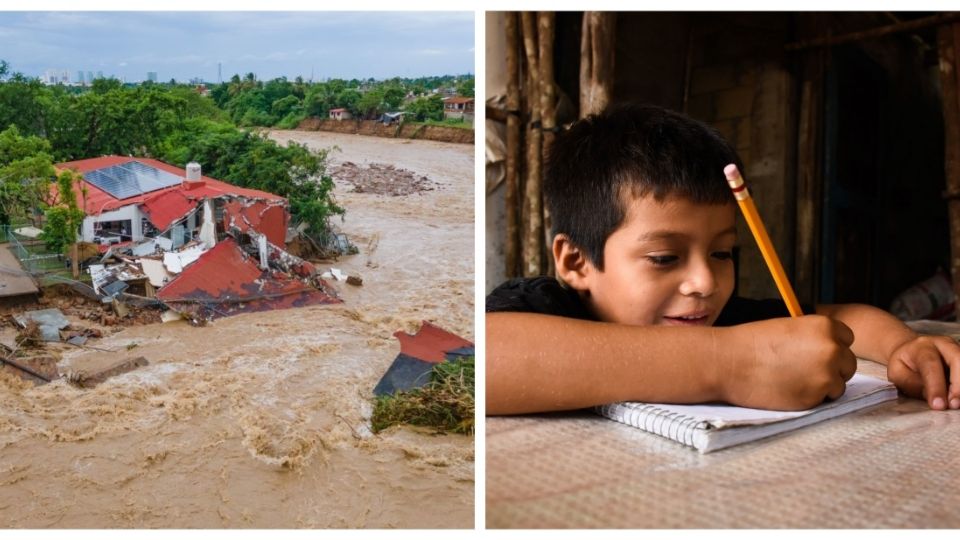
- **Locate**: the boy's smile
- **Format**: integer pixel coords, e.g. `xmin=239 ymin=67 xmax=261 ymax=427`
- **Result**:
xmin=571 ymin=194 xmax=737 ymax=327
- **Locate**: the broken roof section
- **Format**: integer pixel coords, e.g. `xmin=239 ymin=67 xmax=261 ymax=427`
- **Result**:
xmin=222 ymin=199 xmax=287 ymax=247
xmin=156 ymin=238 xmax=340 ymax=321
xmin=373 ymin=322 xmax=474 ymax=396
xmin=141 ymin=189 xmax=197 ymax=231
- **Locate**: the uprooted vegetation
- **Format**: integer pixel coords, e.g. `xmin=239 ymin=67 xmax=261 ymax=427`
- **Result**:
xmin=371 ymin=356 xmax=475 ymax=435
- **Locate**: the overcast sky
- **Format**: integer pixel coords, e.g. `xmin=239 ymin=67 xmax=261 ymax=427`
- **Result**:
xmin=0 ymin=11 xmax=475 ymax=83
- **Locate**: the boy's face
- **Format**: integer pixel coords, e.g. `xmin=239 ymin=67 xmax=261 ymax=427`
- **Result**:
xmin=579 ymin=194 xmax=737 ymax=327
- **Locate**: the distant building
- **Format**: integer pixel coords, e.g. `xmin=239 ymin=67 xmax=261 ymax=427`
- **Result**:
xmin=43 ymin=69 xmax=69 ymax=85
xmin=147 ymin=71 xmax=158 ymax=83
xmin=329 ymin=108 xmax=352 ymax=121
xmin=77 ymin=71 xmax=85 ymax=85
xmin=442 ymin=97 xmax=475 ymax=123
xmin=87 ymin=71 xmax=94 ymax=83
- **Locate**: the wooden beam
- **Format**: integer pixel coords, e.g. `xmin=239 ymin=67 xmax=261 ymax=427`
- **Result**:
xmin=538 ymin=12 xmax=557 ymax=277
xmin=937 ymin=23 xmax=960 ymax=319
xmin=504 ymin=13 xmax=521 ymax=279
xmin=521 ymin=12 xmax=544 ymax=277
xmin=579 ymin=12 xmax=617 ymax=117
xmin=786 ymin=12 xmax=960 ymax=52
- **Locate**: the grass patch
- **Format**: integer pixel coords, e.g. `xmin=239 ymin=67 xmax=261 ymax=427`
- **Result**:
xmin=411 ymin=119 xmax=474 ymax=130
xmin=371 ymin=356 xmax=474 ymax=435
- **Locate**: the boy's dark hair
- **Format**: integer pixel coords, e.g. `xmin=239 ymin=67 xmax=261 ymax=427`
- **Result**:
xmin=545 ymin=103 xmax=742 ymax=270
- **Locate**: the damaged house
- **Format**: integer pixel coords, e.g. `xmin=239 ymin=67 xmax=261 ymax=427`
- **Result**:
xmin=52 ymin=155 xmax=340 ymax=322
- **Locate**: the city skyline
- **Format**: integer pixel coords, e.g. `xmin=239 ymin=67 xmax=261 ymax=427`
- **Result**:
xmin=0 ymin=11 xmax=475 ymax=83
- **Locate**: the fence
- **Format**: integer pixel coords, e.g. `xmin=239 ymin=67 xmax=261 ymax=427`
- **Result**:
xmin=0 ymin=224 xmax=78 ymax=285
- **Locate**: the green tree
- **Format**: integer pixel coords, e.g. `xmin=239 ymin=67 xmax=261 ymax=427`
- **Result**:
xmin=0 ymin=125 xmax=55 ymax=225
xmin=0 ymin=74 xmax=50 ymax=137
xmin=357 ymin=87 xmax=385 ymax=119
xmin=404 ymin=94 xmax=444 ymax=122
xmin=456 ymin=77 xmax=475 ymax=98
xmin=382 ymin=84 xmax=406 ymax=110
xmin=271 ymin=95 xmax=301 ymax=119
xmin=158 ymin=118 xmax=344 ymax=235
xmin=335 ymin=89 xmax=362 ymax=116
xmin=91 ymin=78 xmax=123 ymax=94
xmin=41 ymin=169 xmax=85 ymax=253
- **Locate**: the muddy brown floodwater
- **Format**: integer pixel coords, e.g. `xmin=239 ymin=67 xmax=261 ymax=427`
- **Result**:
xmin=0 ymin=130 xmax=475 ymax=528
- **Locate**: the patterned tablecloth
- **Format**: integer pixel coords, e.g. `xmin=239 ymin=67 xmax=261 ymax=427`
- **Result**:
xmin=486 ymin=359 xmax=960 ymax=528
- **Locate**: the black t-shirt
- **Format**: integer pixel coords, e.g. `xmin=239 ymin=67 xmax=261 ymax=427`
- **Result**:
xmin=486 ymin=276 xmax=804 ymax=326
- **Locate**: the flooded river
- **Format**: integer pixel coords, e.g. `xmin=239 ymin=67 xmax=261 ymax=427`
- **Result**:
xmin=0 ymin=130 xmax=475 ymax=528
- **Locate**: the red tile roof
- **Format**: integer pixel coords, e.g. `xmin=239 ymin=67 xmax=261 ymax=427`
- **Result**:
xmin=394 ymin=321 xmax=474 ymax=364
xmin=54 ymin=156 xmax=285 ymax=215
xmin=222 ymin=200 xmax=287 ymax=246
xmin=156 ymin=238 xmax=339 ymax=320
xmin=141 ymin=190 xmax=198 ymax=231
xmin=443 ymin=97 xmax=474 ymax=104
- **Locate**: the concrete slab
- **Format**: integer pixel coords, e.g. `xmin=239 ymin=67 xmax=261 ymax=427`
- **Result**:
xmin=14 ymin=308 xmax=69 ymax=342
xmin=0 ymin=245 xmax=40 ymax=298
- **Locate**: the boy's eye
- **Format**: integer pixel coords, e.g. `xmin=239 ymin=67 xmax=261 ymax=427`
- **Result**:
xmin=712 ymin=251 xmax=733 ymax=261
xmin=647 ymin=255 xmax=679 ymax=266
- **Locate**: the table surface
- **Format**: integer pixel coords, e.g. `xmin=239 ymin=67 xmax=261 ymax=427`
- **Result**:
xmin=486 ymin=358 xmax=960 ymax=528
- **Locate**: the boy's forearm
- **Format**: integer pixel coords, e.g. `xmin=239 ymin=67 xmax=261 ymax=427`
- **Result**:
xmin=486 ymin=312 xmax=727 ymax=414
xmin=815 ymin=303 xmax=916 ymax=365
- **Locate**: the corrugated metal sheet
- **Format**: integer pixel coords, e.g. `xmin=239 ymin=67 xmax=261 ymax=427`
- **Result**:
xmin=222 ymin=200 xmax=287 ymax=246
xmin=156 ymin=238 xmax=339 ymax=320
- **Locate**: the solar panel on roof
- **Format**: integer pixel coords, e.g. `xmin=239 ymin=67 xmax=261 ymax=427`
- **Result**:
xmin=84 ymin=161 xmax=183 ymax=200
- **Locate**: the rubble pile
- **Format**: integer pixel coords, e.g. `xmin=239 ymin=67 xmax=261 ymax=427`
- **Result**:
xmin=332 ymin=161 xmax=436 ymax=196
xmin=1 ymin=286 xmax=161 ymax=329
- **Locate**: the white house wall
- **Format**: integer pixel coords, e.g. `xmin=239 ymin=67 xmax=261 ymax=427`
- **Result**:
xmin=81 ymin=204 xmax=144 ymax=243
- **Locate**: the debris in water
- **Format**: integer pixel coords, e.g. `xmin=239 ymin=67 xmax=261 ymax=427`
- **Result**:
xmin=66 ymin=356 xmax=149 ymax=388
xmin=14 ymin=309 xmax=70 ymax=342
xmin=331 ymin=161 xmax=436 ymax=196
xmin=373 ymin=321 xmax=474 ymax=396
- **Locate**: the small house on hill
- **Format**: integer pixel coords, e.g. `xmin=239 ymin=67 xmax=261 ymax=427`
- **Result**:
xmin=442 ymin=97 xmax=475 ymax=123
xmin=329 ymin=108 xmax=352 ymax=121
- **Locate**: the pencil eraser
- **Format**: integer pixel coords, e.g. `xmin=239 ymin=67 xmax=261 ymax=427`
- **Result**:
xmin=723 ymin=164 xmax=740 ymax=180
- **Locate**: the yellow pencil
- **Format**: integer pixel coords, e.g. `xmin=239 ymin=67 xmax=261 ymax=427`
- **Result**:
xmin=724 ymin=164 xmax=804 ymax=317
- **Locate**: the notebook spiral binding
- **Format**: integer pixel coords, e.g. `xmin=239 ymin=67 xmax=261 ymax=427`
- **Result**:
xmin=596 ymin=402 xmax=710 ymax=447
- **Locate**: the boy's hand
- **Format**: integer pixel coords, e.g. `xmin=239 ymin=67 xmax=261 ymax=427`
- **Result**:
xmin=720 ymin=315 xmax=858 ymax=411
xmin=887 ymin=335 xmax=960 ymax=410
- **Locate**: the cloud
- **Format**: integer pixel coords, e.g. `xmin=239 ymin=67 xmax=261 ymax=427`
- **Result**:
xmin=0 ymin=11 xmax=474 ymax=81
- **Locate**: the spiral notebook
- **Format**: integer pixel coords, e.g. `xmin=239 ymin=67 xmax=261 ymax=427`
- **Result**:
xmin=596 ymin=374 xmax=898 ymax=453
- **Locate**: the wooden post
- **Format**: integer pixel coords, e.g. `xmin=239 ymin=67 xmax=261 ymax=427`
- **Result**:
xmin=71 ymin=242 xmax=79 ymax=279
xmin=538 ymin=12 xmax=557 ymax=277
xmin=504 ymin=13 xmax=522 ymax=279
xmin=521 ymin=12 xmax=544 ymax=276
xmin=579 ymin=12 xmax=617 ymax=117
xmin=938 ymin=23 xmax=960 ymax=318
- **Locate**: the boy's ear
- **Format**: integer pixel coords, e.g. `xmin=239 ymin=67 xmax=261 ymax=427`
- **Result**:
xmin=553 ymin=234 xmax=595 ymax=291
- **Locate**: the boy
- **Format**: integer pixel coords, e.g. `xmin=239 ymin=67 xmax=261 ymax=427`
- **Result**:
xmin=487 ymin=104 xmax=960 ymax=414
